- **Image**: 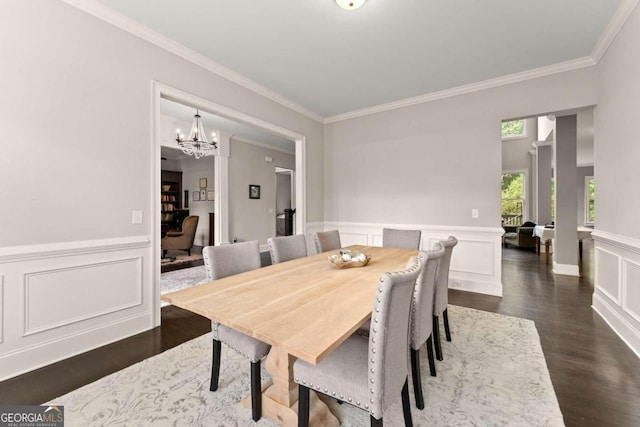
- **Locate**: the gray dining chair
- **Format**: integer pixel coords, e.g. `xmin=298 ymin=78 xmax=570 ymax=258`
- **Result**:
xmin=409 ymin=244 xmax=445 ymax=410
xmin=267 ymin=234 xmax=307 ymax=264
xmin=382 ymin=228 xmax=422 ymax=250
xmin=294 ymin=256 xmax=422 ymax=427
xmin=202 ymin=241 xmax=271 ymax=422
xmin=312 ymin=230 xmax=342 ymax=253
xmin=432 ymin=236 xmax=459 ymax=361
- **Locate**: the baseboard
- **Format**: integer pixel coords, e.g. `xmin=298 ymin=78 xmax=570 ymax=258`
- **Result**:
xmin=592 ymin=293 xmax=640 ymax=359
xmin=0 ymin=312 xmax=153 ymax=382
xmin=552 ymin=262 xmax=580 ymax=276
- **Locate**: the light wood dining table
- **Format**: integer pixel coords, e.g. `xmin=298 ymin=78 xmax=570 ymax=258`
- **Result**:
xmin=162 ymin=244 xmax=418 ymax=426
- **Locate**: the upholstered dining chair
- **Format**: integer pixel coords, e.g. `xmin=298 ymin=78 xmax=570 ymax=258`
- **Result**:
xmin=202 ymin=241 xmax=270 ymax=422
xmin=382 ymin=228 xmax=422 ymax=250
xmin=294 ymin=256 xmax=422 ymax=427
xmin=409 ymin=244 xmax=445 ymax=410
xmin=266 ymin=234 xmax=307 ymax=264
xmin=312 ymin=230 xmax=342 ymax=253
xmin=432 ymin=236 xmax=459 ymax=361
xmin=161 ymin=215 xmax=199 ymax=257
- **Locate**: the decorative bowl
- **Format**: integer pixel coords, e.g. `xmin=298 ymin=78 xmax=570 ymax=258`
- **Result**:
xmin=162 ymin=185 xmax=171 ymax=192
xmin=328 ymin=250 xmax=371 ymax=269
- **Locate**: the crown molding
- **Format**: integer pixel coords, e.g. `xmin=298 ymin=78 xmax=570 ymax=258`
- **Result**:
xmin=591 ymin=0 xmax=640 ymax=62
xmin=61 ymin=0 xmax=324 ymax=124
xmin=231 ymin=135 xmax=295 ymax=155
xmin=324 ymin=57 xmax=596 ymax=123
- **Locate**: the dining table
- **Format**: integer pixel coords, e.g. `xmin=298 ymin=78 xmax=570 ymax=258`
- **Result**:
xmin=161 ymin=244 xmax=418 ymax=426
xmin=533 ymin=225 xmax=594 ymax=264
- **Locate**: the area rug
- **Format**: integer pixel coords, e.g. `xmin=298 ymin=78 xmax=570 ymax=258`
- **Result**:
xmin=160 ymin=265 xmax=208 ymax=307
xmin=160 ymin=253 xmax=203 ymax=266
xmin=45 ymin=306 xmax=564 ymax=426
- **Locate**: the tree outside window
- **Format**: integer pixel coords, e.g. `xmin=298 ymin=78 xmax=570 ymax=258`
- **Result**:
xmin=502 ymin=120 xmax=525 ymax=138
xmin=501 ymin=172 xmax=525 ymax=226
xmin=586 ymin=177 xmax=595 ymax=224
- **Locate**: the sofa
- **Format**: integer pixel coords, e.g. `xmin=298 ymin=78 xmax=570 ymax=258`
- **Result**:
xmin=503 ymin=221 xmax=537 ymax=250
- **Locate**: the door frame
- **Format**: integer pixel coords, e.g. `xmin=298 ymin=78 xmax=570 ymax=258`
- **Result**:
xmin=151 ymin=81 xmax=307 ymax=325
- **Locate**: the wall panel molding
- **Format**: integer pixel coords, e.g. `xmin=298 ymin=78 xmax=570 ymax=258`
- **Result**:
xmin=322 ymin=221 xmax=503 ymax=296
xmin=23 ymin=257 xmax=143 ymax=336
xmin=593 ymin=231 xmax=640 ymax=358
xmin=0 ymin=235 xmax=150 ymax=264
xmin=0 ymin=275 xmax=3 ymax=344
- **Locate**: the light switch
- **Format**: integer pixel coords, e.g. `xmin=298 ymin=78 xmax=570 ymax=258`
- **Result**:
xmin=132 ymin=210 xmax=143 ymax=224
xmin=471 ymin=209 xmax=479 ymax=218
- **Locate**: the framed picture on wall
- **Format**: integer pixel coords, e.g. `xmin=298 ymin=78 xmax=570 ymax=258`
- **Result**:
xmin=207 ymin=190 xmax=215 ymax=201
xmin=200 ymin=189 xmax=206 ymax=201
xmin=192 ymin=191 xmax=200 ymax=201
xmin=199 ymin=178 xmax=207 ymax=188
xmin=249 ymin=184 xmax=260 ymax=199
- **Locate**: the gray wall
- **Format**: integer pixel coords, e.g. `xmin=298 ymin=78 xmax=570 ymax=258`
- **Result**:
xmin=0 ymin=0 xmax=324 ymax=248
xmin=324 ymin=68 xmax=598 ymax=227
xmin=596 ymin=6 xmax=640 ymax=240
xmin=229 ymin=141 xmax=295 ymax=244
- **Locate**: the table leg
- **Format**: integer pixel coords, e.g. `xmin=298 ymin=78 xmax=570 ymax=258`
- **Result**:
xmin=545 ymin=240 xmax=550 ymax=265
xmin=536 ymin=236 xmax=540 ymax=254
xmin=249 ymin=346 xmax=338 ymax=427
xmin=579 ymin=240 xmax=583 ymax=259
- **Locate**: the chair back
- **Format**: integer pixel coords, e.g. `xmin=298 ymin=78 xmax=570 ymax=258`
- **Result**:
xmin=312 ymin=230 xmax=342 ymax=253
xmin=410 ymin=244 xmax=445 ymax=350
xmin=203 ymin=240 xmax=261 ymax=280
xmin=382 ymin=228 xmax=421 ymax=250
xmin=368 ymin=256 xmax=422 ymax=419
xmin=267 ymin=234 xmax=307 ymax=264
xmin=434 ymin=236 xmax=458 ymax=314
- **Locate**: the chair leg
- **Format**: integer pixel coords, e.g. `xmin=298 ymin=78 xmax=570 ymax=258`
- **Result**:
xmin=426 ymin=335 xmax=437 ymax=377
xmin=401 ymin=378 xmax=413 ymax=427
xmin=250 ymin=361 xmax=262 ymax=421
xmin=370 ymin=415 xmax=383 ymax=427
xmin=410 ymin=348 xmax=424 ymax=410
xmin=433 ymin=315 xmax=443 ymax=361
xmin=210 ymin=339 xmax=222 ymax=391
xmin=298 ymin=384 xmax=310 ymax=427
xmin=443 ymin=308 xmax=452 ymax=342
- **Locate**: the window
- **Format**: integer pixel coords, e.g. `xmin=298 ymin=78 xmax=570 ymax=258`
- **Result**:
xmin=585 ymin=176 xmax=595 ymax=224
xmin=501 ymin=119 xmax=525 ymax=139
xmin=551 ymin=179 xmax=555 ymax=222
xmin=501 ymin=172 xmax=525 ymax=226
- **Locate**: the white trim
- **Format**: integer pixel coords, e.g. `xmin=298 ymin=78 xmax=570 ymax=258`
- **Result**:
xmin=591 ymin=0 xmax=640 ymax=62
xmin=61 ymin=0 xmax=323 ymax=123
xmin=231 ymin=135 xmax=295 ymax=155
xmin=622 ymin=258 xmax=640 ymax=324
xmin=151 ymin=81 xmax=308 ymax=313
xmin=324 ymin=57 xmax=595 ymax=123
xmin=592 ymin=230 xmax=640 ymax=255
xmin=0 ymin=236 xmax=150 ymax=264
xmin=0 ymin=275 xmax=3 ymax=344
xmin=552 ymin=262 xmax=580 ymax=276
xmin=592 ymin=294 xmax=640 ymax=360
xmin=595 ymin=247 xmax=622 ymax=305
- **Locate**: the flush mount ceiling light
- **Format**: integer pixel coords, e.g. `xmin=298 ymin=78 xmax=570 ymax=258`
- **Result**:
xmin=335 ymin=0 xmax=367 ymax=10
xmin=175 ymin=109 xmax=217 ymax=159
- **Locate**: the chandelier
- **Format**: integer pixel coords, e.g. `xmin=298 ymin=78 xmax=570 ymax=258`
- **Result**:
xmin=175 ymin=110 xmax=217 ymax=159
xmin=335 ymin=0 xmax=367 ymax=10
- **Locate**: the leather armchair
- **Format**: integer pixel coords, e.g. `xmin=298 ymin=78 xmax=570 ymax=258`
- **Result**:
xmin=503 ymin=221 xmax=536 ymax=250
xmin=161 ymin=215 xmax=199 ymax=256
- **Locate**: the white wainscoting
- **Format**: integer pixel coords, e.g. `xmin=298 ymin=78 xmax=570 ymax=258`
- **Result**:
xmin=0 ymin=236 xmax=152 ymax=381
xmin=592 ymin=230 xmax=640 ymax=358
xmin=322 ymin=222 xmax=504 ymax=296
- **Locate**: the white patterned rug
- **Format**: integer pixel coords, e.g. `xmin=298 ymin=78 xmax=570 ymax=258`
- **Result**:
xmin=45 ymin=306 xmax=564 ymax=426
xmin=160 ymin=266 xmax=208 ymax=307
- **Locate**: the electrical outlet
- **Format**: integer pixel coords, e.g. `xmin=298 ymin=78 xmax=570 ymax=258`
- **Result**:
xmin=450 ymin=280 xmax=461 ymax=288
xmin=132 ymin=210 xmax=143 ymax=224
xmin=471 ymin=209 xmax=479 ymax=218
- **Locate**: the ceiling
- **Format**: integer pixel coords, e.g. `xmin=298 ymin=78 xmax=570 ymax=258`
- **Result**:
xmin=95 ymin=0 xmax=622 ymax=119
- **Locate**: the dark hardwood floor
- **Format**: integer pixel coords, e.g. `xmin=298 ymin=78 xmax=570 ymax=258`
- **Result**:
xmin=1 ymin=240 xmax=640 ymax=426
